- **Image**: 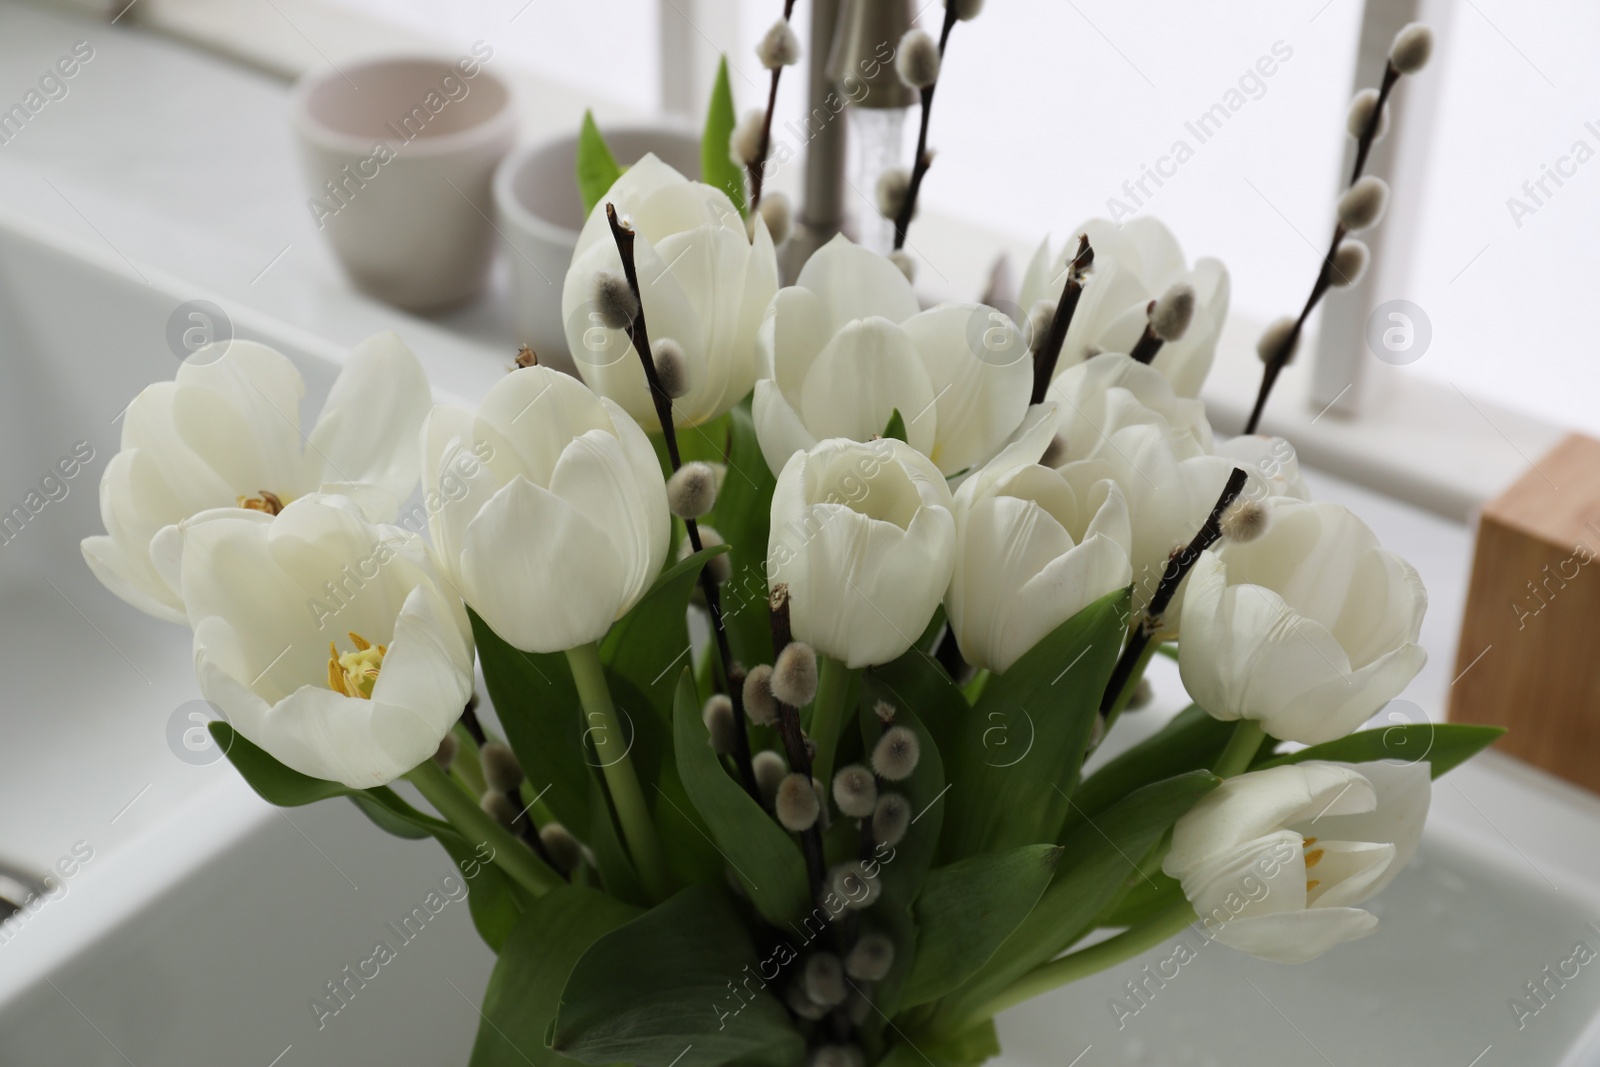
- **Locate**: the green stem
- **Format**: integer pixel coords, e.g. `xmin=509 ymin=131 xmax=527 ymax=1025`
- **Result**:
xmin=958 ymin=900 xmax=1197 ymax=1029
xmin=405 ymin=759 xmax=562 ymax=896
xmin=808 ymin=654 xmax=855 ymax=788
xmin=565 ymin=641 xmax=673 ymax=900
xmin=1213 ymin=719 xmax=1266 ymax=778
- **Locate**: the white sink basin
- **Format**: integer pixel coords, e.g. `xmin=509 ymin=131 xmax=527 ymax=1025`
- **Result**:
xmin=3 ymin=213 xmax=1600 ymax=1067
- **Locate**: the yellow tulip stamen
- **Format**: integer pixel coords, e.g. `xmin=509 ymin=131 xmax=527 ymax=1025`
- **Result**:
xmin=237 ymin=489 xmax=286 ymax=515
xmin=1304 ymin=848 xmax=1325 ymax=869
xmin=1306 ymin=879 xmax=1321 ymax=892
xmin=326 ymin=632 xmax=386 ymax=699
xmin=1302 ymin=836 xmax=1317 ymax=847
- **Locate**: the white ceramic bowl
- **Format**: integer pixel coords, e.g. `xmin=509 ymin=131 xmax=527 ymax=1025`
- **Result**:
xmin=493 ymin=122 xmax=701 ymax=374
xmin=292 ymin=54 xmax=516 ymax=313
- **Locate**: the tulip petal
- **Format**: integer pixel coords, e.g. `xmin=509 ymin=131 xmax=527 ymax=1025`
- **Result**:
xmin=1207 ymin=907 xmax=1379 ymax=964
xmin=795 ymin=233 xmax=920 ymax=328
xmin=901 ymin=303 xmax=1033 ymax=476
xmin=458 ymin=476 xmax=626 ymax=653
xmin=798 ymin=318 xmax=937 ymax=456
xmin=753 ymin=378 xmax=820 ymax=477
xmin=308 ymin=332 xmax=432 ymax=517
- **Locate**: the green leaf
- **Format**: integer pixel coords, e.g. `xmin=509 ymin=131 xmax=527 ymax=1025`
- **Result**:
xmin=940 ymin=770 xmax=1219 ymax=1024
xmin=1256 ymin=723 xmax=1505 ymax=778
xmin=705 ymin=399 xmax=777 ymax=669
xmin=440 ymin=834 xmax=531 ymax=953
xmin=552 ymin=885 xmax=803 ymax=1067
xmin=586 ymin=768 xmax=649 ymax=906
xmin=701 ymin=56 xmax=746 ymax=218
xmin=901 ymin=845 xmax=1061 ymax=1007
xmin=924 ymin=1020 xmax=1001 ymax=1067
xmin=672 ymin=669 xmax=810 ymax=925
xmin=471 ymin=608 xmax=591 ymax=836
xmin=470 ymin=885 xmax=641 ymax=1067
xmin=576 ymin=109 xmax=622 ymax=216
xmin=882 ymin=408 xmax=907 ymax=443
xmin=349 ymin=792 xmax=433 ymax=839
xmin=937 ymin=588 xmax=1130 ymax=860
xmin=1060 ymin=703 xmax=1234 ymax=840
xmin=603 ymin=546 xmax=729 ymax=717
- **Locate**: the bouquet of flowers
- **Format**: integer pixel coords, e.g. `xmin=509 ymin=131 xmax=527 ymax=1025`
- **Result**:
xmin=82 ymin=9 xmax=1501 ymax=1066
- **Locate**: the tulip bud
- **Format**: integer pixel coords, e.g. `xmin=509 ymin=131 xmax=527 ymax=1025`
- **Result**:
xmin=703 ymin=694 xmax=737 ymax=755
xmin=832 ymin=764 xmax=878 ymax=818
xmin=742 ymin=664 xmax=780 ymax=725
xmin=480 ymin=790 xmax=520 ymax=829
xmin=432 ymin=732 xmax=458 ymax=769
xmin=1149 ymin=283 xmax=1196 ymax=342
xmin=756 ymin=17 xmax=801 ymax=69
xmin=480 ymin=741 xmax=524 ymax=793
xmin=829 ymin=861 xmax=882 ymax=909
xmin=845 ymin=931 xmax=896 ymax=980
xmin=1346 ymin=88 xmax=1389 ymax=143
xmin=804 ymin=952 xmax=847 ymax=1006
xmin=1027 ymin=300 xmax=1057 ymax=354
xmin=872 ymin=792 xmax=911 ymax=846
xmin=1220 ymin=498 xmax=1269 ymax=544
xmin=591 ymin=271 xmax=638 ymax=330
xmin=873 ymin=700 xmax=897 ymax=724
xmin=731 ymin=108 xmax=766 ymax=167
xmin=896 ymin=29 xmax=941 ymax=89
xmin=667 ymin=461 xmax=719 ymax=519
xmin=1336 ymin=176 xmax=1388 ymax=232
xmin=1389 ymin=22 xmax=1433 ymax=74
xmin=772 ymin=641 xmax=819 ymax=707
xmin=1256 ymin=316 xmax=1299 ymax=365
xmin=756 ymin=191 xmax=793 ymax=246
xmin=776 ymin=772 xmax=820 ymax=830
xmin=653 ymin=338 xmax=690 ymax=399
xmin=752 ymin=749 xmax=787 ymax=803
xmin=871 ymin=725 xmax=920 ymax=781
xmin=877 ymin=167 xmax=911 ymax=221
xmin=539 ymin=822 xmax=584 ymax=871
xmin=1330 ymin=239 xmax=1370 ymax=288
xmin=785 ymin=983 xmax=829 ymax=1020
xmin=889 ymin=250 xmax=916 ymax=283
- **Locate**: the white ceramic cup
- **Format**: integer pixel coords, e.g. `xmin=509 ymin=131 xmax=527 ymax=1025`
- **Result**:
xmin=291 ymin=53 xmax=516 ymax=313
xmin=493 ymin=123 xmax=701 ymax=374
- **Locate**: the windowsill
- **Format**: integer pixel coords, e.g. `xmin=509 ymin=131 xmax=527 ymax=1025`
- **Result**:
xmin=7 ymin=0 xmax=1568 ymax=526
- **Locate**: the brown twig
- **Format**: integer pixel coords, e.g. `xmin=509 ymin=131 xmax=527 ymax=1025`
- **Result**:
xmin=604 ymin=205 xmax=761 ymax=802
xmin=1030 ymin=235 xmax=1093 ymax=403
xmin=1243 ymin=63 xmax=1402 ymax=435
xmin=1097 ymin=467 xmax=1248 ymax=727
xmin=892 ymin=3 xmax=961 ymax=252
xmin=747 ymin=0 xmax=799 ymax=214
xmin=767 ymin=585 xmax=826 ymax=902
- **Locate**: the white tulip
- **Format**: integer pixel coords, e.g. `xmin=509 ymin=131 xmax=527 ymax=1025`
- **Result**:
xmin=561 ymin=154 xmax=779 ymax=430
xmin=1214 ymin=433 xmax=1312 ymax=502
xmin=81 ymin=334 xmax=432 ymax=622
xmin=1164 ymin=760 xmax=1430 ymax=963
xmin=177 ymin=495 xmax=474 ymax=788
xmin=1019 ymin=218 xmax=1229 ymax=397
xmin=946 ymin=408 xmax=1133 ymax=672
xmin=1043 ymin=354 xmax=1229 ymax=616
xmin=769 ymin=438 xmax=955 ymax=668
xmin=1179 ymin=499 xmax=1428 ymax=745
xmin=754 ymin=235 xmax=1032 ymax=477
xmin=423 ymin=366 xmax=670 ymax=654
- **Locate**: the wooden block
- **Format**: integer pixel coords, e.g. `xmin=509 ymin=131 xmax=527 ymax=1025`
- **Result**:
xmin=1449 ymin=434 xmax=1600 ymax=792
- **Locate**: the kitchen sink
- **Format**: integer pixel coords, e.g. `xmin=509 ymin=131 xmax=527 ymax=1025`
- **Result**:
xmin=2 ymin=212 xmax=1599 ymax=1067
